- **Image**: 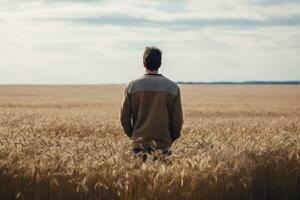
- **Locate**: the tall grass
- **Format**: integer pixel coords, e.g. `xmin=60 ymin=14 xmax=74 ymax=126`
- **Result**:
xmin=0 ymin=85 xmax=299 ymax=200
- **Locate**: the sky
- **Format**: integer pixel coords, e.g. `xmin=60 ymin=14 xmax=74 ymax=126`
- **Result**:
xmin=0 ymin=0 xmax=300 ymax=84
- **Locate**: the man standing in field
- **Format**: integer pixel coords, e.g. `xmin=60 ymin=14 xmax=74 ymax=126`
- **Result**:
xmin=120 ymin=46 xmax=183 ymax=161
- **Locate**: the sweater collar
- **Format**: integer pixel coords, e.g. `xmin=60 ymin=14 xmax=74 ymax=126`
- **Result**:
xmin=144 ymin=73 xmax=162 ymax=76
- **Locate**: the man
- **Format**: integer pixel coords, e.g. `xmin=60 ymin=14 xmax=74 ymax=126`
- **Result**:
xmin=120 ymin=46 xmax=183 ymax=161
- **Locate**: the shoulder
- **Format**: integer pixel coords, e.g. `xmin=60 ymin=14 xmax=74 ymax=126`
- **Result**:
xmin=128 ymin=75 xmax=146 ymax=86
xmin=160 ymin=75 xmax=180 ymax=94
xmin=161 ymin=75 xmax=178 ymax=87
xmin=127 ymin=75 xmax=179 ymax=96
xmin=126 ymin=76 xmax=144 ymax=91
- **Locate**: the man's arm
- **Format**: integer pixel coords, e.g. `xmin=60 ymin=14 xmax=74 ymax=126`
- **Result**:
xmin=120 ymin=85 xmax=133 ymax=138
xmin=170 ymin=86 xmax=184 ymax=142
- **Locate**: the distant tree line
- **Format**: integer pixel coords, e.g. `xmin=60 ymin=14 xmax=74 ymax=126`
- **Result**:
xmin=177 ymin=81 xmax=300 ymax=85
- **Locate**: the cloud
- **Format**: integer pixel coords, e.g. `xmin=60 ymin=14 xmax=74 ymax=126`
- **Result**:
xmin=253 ymin=0 xmax=300 ymax=5
xmin=41 ymin=14 xmax=300 ymax=29
xmin=12 ymin=0 xmax=104 ymax=3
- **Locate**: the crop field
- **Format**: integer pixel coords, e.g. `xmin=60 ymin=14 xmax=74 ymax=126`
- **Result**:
xmin=0 ymin=84 xmax=299 ymax=200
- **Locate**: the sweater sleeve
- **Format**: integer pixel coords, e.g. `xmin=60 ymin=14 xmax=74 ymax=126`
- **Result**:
xmin=170 ymin=86 xmax=184 ymax=142
xmin=120 ymin=85 xmax=133 ymax=138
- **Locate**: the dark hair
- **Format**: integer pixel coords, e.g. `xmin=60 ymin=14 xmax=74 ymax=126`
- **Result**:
xmin=143 ymin=46 xmax=162 ymax=70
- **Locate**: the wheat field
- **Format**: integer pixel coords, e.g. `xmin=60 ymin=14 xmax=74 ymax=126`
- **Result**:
xmin=0 ymin=85 xmax=299 ymax=200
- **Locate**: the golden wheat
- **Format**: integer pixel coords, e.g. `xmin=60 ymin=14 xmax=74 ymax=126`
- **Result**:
xmin=0 ymin=85 xmax=299 ymax=200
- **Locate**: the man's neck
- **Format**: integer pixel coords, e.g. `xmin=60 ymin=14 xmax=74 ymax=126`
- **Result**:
xmin=146 ymin=70 xmax=158 ymax=74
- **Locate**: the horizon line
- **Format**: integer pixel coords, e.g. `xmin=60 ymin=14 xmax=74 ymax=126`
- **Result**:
xmin=0 ymin=80 xmax=300 ymax=85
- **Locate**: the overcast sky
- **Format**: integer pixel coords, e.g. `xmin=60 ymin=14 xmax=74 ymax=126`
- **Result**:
xmin=0 ymin=0 xmax=300 ymax=84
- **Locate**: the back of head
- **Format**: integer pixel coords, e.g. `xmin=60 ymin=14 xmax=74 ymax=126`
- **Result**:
xmin=143 ymin=46 xmax=162 ymax=71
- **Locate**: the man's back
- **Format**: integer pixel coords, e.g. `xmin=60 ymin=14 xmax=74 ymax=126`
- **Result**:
xmin=120 ymin=73 xmax=183 ymax=150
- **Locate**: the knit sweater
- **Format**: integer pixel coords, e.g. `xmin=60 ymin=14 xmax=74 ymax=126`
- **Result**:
xmin=120 ymin=73 xmax=183 ymax=150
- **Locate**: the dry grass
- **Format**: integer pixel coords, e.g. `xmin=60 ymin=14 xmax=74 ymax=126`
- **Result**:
xmin=0 ymin=84 xmax=299 ymax=200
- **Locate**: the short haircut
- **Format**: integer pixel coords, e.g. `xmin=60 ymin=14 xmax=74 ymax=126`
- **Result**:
xmin=143 ymin=46 xmax=162 ymax=70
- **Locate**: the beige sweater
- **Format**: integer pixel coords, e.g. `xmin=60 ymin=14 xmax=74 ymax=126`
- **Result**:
xmin=120 ymin=73 xmax=183 ymax=150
